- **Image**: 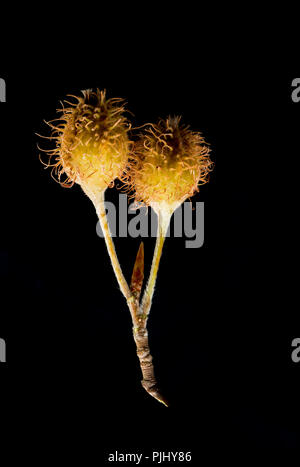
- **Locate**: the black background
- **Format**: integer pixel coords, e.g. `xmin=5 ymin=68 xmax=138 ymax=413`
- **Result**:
xmin=0 ymin=20 xmax=299 ymax=459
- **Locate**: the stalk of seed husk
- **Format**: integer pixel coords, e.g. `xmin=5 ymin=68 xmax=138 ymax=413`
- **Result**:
xmin=123 ymin=116 xmax=213 ymax=403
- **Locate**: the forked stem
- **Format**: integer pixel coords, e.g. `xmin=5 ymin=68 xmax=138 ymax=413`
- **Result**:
xmin=93 ymin=191 xmax=169 ymax=406
xmin=132 ymin=209 xmax=171 ymax=406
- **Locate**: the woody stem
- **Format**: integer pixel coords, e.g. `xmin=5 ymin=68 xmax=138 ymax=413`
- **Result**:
xmin=132 ymin=322 xmax=168 ymax=407
xmin=131 ymin=209 xmax=171 ymax=407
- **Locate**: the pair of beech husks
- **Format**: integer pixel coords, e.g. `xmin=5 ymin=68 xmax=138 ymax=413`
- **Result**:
xmin=41 ymin=89 xmax=213 ymax=406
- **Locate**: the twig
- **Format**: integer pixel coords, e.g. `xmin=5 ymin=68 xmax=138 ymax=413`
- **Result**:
xmin=93 ymin=191 xmax=168 ymax=406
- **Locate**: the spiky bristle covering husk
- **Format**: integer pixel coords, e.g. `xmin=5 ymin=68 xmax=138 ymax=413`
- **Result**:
xmin=40 ymin=89 xmax=131 ymax=199
xmin=123 ymin=117 xmax=213 ymax=212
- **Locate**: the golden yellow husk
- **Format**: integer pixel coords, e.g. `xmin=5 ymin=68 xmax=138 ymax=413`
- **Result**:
xmin=40 ymin=89 xmax=131 ymax=202
xmin=124 ymin=116 xmax=213 ymax=215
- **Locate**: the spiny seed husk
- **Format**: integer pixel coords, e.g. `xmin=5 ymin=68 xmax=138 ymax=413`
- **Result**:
xmin=124 ymin=116 xmax=213 ymax=212
xmin=41 ymin=89 xmax=131 ymax=199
